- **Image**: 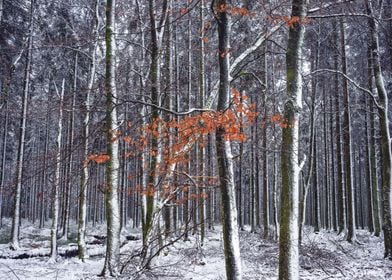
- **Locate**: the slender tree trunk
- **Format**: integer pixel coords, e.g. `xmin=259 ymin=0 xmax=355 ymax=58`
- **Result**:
xmin=78 ymin=0 xmax=99 ymax=260
xmin=370 ymin=100 xmax=381 ymax=236
xmin=366 ymin=49 xmax=375 ymax=233
xmin=198 ymin=0 xmax=206 ymax=244
xmin=0 ymin=88 xmax=9 ymax=228
xmin=40 ymin=103 xmax=50 ymax=229
xmin=100 ymin=0 xmax=121 ymax=275
xmin=313 ymin=127 xmax=320 ymax=233
xmin=278 ymin=1 xmax=307 ymax=279
xmin=50 ymin=79 xmax=65 ymax=261
xmin=333 ymin=20 xmax=346 ymax=234
xmin=10 ymin=0 xmax=34 ymax=250
xmin=340 ymin=18 xmax=356 ymax=242
xmin=271 ymin=58 xmax=279 ymax=240
xmin=140 ymin=0 xmax=168 ymax=268
xmin=262 ymin=50 xmax=269 ymax=239
xmin=215 ymin=1 xmax=242 ymax=279
xmin=329 ymin=82 xmax=337 ymax=231
xmin=61 ymin=54 xmax=78 ymax=240
xmin=323 ymin=86 xmax=330 ymax=230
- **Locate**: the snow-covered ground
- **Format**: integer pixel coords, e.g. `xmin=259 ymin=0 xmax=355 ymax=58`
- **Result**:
xmin=0 ymin=220 xmax=391 ymax=279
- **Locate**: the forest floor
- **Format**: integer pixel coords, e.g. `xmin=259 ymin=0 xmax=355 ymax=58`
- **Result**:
xmin=0 ymin=219 xmax=390 ymax=279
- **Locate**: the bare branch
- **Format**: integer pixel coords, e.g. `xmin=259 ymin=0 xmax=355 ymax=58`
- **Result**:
xmin=307 ymin=69 xmax=382 ymax=110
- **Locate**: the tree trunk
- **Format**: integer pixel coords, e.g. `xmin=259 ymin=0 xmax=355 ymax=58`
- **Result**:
xmin=61 ymin=54 xmax=78 ymax=240
xmin=0 ymin=82 xmax=9 ymax=228
xmin=215 ymin=1 xmax=242 ymax=279
xmin=340 ymin=18 xmax=356 ymax=242
xmin=370 ymin=100 xmax=381 ymax=236
xmin=278 ymin=1 xmax=307 ymax=279
xmin=365 ymin=49 xmax=375 ymax=233
xmin=198 ymin=0 xmax=206 ymax=244
xmin=10 ymin=0 xmax=34 ymax=250
xmin=50 ymin=79 xmax=65 ymax=261
xmin=262 ymin=50 xmax=269 ymax=239
xmin=78 ymin=0 xmax=99 ymax=260
xmin=333 ymin=20 xmax=346 ymax=235
xmin=366 ymin=0 xmax=392 ymax=258
xmin=100 ymin=0 xmax=121 ymax=275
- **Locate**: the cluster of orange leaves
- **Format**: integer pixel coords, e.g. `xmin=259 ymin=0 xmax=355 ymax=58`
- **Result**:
xmin=267 ymin=15 xmax=311 ymax=27
xmin=270 ymin=113 xmax=294 ymax=129
xmin=121 ymin=88 xmax=257 ymax=167
xmin=85 ymin=89 xmax=257 ymax=203
xmin=215 ymin=4 xmax=254 ymax=17
xmin=84 ymin=153 xmax=111 ymax=166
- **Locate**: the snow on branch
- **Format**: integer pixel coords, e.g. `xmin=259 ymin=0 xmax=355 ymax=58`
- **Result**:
xmin=307 ymin=69 xmax=382 ymax=110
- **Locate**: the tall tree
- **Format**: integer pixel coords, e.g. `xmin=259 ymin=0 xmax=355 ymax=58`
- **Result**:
xmin=100 ymin=0 xmax=121 ymax=276
xmin=10 ymin=0 xmax=34 ymax=250
xmin=340 ymin=18 xmax=356 ymax=242
xmin=50 ymin=78 xmax=65 ymax=262
xmin=278 ymin=1 xmax=308 ymax=279
xmin=78 ymin=0 xmax=100 ymax=261
xmin=365 ymin=0 xmax=392 ymax=258
xmin=215 ymin=1 xmax=242 ymax=279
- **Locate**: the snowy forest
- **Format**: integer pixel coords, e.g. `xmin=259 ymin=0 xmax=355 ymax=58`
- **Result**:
xmin=0 ymin=0 xmax=392 ymax=279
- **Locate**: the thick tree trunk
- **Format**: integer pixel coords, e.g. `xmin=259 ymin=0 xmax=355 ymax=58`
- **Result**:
xmin=278 ymin=1 xmax=307 ymax=279
xmin=215 ymin=1 xmax=242 ymax=279
xmin=100 ymin=0 xmax=121 ymax=276
xmin=366 ymin=0 xmax=392 ymax=258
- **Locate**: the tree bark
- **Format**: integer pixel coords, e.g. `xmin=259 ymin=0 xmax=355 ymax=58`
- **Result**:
xmin=333 ymin=20 xmax=346 ymax=235
xmin=340 ymin=18 xmax=356 ymax=242
xmin=100 ymin=0 xmax=121 ymax=275
xmin=10 ymin=0 xmax=34 ymax=250
xmin=78 ymin=0 xmax=99 ymax=260
xmin=50 ymin=79 xmax=65 ymax=261
xmin=366 ymin=0 xmax=392 ymax=258
xmin=215 ymin=1 xmax=242 ymax=279
xmin=278 ymin=1 xmax=307 ymax=279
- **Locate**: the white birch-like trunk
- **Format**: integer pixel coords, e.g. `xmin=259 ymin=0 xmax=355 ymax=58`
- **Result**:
xmin=101 ymin=0 xmax=121 ymax=276
xmin=50 ymin=78 xmax=65 ymax=261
